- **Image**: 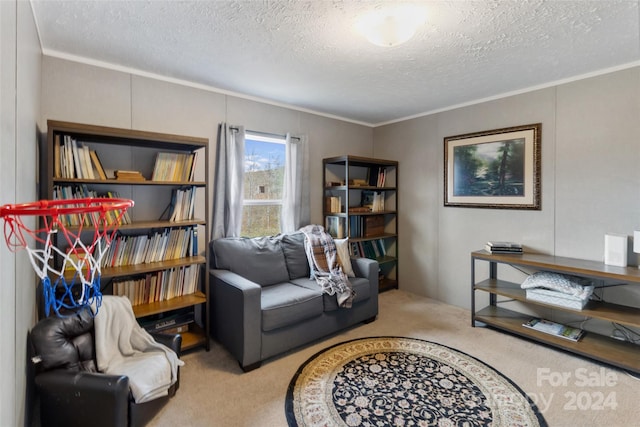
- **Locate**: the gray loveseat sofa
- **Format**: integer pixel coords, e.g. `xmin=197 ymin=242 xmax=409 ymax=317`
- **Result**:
xmin=209 ymin=232 xmax=379 ymax=371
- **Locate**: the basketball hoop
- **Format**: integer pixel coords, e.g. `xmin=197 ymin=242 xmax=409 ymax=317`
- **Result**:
xmin=0 ymin=198 xmax=134 ymax=317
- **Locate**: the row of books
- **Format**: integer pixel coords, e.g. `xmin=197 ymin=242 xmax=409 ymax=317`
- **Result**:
xmin=54 ymin=136 xmax=198 ymax=183
xmin=169 ymin=186 xmax=197 ymax=222
xmin=151 ymin=152 xmax=197 ymax=182
xmin=349 ymin=215 xmax=385 ymax=238
xmin=349 ymin=239 xmax=387 ymax=260
xmin=55 ymin=135 xmax=108 ymax=180
xmin=99 ymin=226 xmax=198 ymax=268
xmin=112 ymin=264 xmax=200 ymax=306
xmin=368 ymin=166 xmax=388 ymax=187
xmin=53 ymin=185 xmax=132 ymax=227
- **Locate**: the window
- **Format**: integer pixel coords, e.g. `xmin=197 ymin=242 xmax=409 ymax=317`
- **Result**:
xmin=242 ymin=132 xmax=286 ymax=237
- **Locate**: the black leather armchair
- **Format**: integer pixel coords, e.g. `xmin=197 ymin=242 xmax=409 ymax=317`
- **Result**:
xmin=29 ymin=308 xmax=181 ymax=427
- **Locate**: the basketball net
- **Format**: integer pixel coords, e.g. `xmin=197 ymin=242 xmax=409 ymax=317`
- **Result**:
xmin=0 ymin=198 xmax=133 ymax=317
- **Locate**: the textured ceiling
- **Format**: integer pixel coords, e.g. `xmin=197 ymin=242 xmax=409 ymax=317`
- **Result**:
xmin=31 ymin=0 xmax=640 ymax=126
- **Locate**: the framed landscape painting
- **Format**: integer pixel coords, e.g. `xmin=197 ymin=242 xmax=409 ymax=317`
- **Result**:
xmin=444 ymin=123 xmax=541 ymax=209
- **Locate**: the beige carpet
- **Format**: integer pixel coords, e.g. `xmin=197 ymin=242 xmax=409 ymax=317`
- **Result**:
xmin=149 ymin=290 xmax=638 ymax=427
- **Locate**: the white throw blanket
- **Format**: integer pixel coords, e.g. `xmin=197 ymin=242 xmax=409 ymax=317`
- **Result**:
xmin=93 ymin=295 xmax=184 ymax=403
xmin=300 ymin=224 xmax=355 ymax=308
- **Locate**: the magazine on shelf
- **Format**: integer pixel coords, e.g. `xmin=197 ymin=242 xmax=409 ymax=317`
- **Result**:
xmin=522 ymin=318 xmax=585 ymax=342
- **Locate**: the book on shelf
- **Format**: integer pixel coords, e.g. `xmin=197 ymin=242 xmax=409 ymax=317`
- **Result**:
xmin=168 ymin=186 xmax=197 ymax=222
xmin=57 ymin=136 xmax=109 ymax=180
xmin=364 ymin=215 xmax=385 ymax=237
xmin=188 ymin=151 xmax=198 ymax=181
xmin=100 ymin=226 xmax=197 ymax=268
xmin=151 ymin=152 xmax=197 ymax=182
xmin=348 ymin=178 xmax=368 ymax=187
xmin=64 ymin=248 xmax=90 ymax=272
xmin=485 ymin=241 xmax=523 ymax=254
xmin=361 ymin=191 xmax=385 ymax=212
xmin=112 ymin=264 xmax=200 ymax=306
xmin=80 ymin=144 xmax=94 ymax=180
xmin=367 ymin=166 xmax=387 ymax=187
xmin=522 ymin=318 xmax=585 ymax=342
xmin=115 ymin=170 xmax=146 ymax=181
xmin=89 ymin=150 xmax=108 ymax=180
xmin=325 ymin=216 xmax=346 ymax=239
xmin=486 ymin=241 xmax=522 ymax=249
xmin=349 ymin=206 xmax=371 ymax=213
xmin=54 ymin=134 xmax=61 ymax=178
xmin=350 ymin=238 xmax=387 ymax=260
xmin=377 ymin=167 xmax=387 ymax=187
xmin=324 ymin=196 xmax=342 ymax=213
xmin=52 ymin=185 xmax=132 ymax=227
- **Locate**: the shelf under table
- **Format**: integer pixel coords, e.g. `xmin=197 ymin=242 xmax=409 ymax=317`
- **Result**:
xmin=475 ymin=278 xmax=640 ymax=327
xmin=132 ymin=291 xmax=207 ymax=318
xmin=475 ymin=305 xmax=640 ymax=374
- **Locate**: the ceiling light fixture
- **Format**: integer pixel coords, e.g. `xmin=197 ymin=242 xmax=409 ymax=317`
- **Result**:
xmin=356 ymin=6 xmax=426 ymax=47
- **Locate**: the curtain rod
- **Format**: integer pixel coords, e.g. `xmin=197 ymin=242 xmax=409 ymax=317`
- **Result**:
xmin=229 ymin=126 xmax=300 ymax=141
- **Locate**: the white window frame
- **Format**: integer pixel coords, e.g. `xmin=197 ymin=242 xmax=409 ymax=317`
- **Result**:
xmin=242 ymin=131 xmax=286 ymax=224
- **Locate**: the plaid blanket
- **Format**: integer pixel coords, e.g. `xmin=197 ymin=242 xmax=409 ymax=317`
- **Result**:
xmin=300 ymin=225 xmax=355 ymax=308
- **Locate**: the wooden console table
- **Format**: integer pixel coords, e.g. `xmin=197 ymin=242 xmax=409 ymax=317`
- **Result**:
xmin=471 ymin=250 xmax=640 ymax=374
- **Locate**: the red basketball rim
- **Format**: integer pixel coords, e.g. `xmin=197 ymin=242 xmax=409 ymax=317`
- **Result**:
xmin=0 ymin=198 xmax=134 ymax=217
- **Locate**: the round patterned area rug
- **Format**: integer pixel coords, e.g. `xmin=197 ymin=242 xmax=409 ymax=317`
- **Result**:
xmin=285 ymin=337 xmax=546 ymax=427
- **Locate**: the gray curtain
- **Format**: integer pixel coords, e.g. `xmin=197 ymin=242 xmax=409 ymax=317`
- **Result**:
xmin=211 ymin=123 xmax=245 ymax=239
xmin=281 ymin=133 xmax=310 ymax=233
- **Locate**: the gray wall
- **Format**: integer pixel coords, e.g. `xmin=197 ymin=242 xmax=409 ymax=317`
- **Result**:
xmin=41 ymin=56 xmax=374 ymax=231
xmin=1 ymin=1 xmax=41 ymax=426
xmin=373 ymin=67 xmax=640 ymax=313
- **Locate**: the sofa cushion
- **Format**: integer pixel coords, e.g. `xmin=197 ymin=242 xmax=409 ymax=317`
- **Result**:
xmin=261 ymin=282 xmax=323 ymax=331
xmin=290 ymin=276 xmax=371 ymax=312
xmin=211 ymin=237 xmax=289 ymax=286
xmin=280 ymin=232 xmax=310 ymax=280
xmin=334 ymin=238 xmax=355 ymax=278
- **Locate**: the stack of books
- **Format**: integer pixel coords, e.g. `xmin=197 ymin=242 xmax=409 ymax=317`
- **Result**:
xmin=115 ymin=170 xmax=145 ymax=181
xmin=485 ymin=241 xmax=523 ymax=254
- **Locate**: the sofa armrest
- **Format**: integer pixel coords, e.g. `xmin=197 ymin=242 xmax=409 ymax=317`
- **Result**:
xmin=36 ymin=370 xmax=130 ymax=427
xmin=209 ymin=269 xmax=262 ymax=369
xmin=351 ymin=257 xmax=379 ymax=287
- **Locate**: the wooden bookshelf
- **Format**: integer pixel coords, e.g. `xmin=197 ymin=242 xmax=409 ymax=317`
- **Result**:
xmin=63 ymin=256 xmax=207 ymax=281
xmin=132 ymin=291 xmax=207 ymax=318
xmin=323 ymin=156 xmax=399 ymax=292
xmin=44 ymin=120 xmax=210 ymax=352
xmin=52 ymin=177 xmax=207 ymax=186
xmin=471 ymin=250 xmax=640 ymax=374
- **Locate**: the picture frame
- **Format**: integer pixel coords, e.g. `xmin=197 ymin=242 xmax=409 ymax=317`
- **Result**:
xmin=444 ymin=123 xmax=541 ymax=209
